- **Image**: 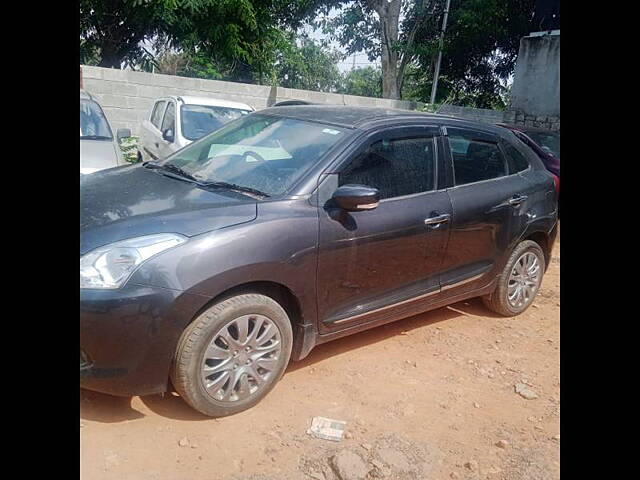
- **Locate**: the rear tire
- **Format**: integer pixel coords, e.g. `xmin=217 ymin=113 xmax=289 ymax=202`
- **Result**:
xmin=171 ymin=294 xmax=293 ymax=417
xmin=482 ymin=240 xmax=545 ymax=317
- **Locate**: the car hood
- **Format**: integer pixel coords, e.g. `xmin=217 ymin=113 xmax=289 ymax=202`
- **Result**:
xmin=80 ymin=165 xmax=257 ymax=254
xmin=80 ymin=139 xmax=119 ymax=174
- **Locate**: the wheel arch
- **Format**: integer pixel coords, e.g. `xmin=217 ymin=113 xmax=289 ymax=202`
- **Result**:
xmin=183 ymin=280 xmax=316 ymax=364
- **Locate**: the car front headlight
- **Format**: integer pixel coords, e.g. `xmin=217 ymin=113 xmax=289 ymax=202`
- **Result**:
xmin=80 ymin=233 xmax=187 ymax=289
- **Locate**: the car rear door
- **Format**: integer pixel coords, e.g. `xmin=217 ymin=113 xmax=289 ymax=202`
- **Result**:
xmin=140 ymin=99 xmax=167 ymax=161
xmin=438 ymin=126 xmax=533 ymax=297
xmin=315 ymin=125 xmax=453 ymax=334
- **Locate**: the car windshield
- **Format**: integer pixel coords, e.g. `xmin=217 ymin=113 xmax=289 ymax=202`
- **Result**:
xmin=80 ymin=98 xmax=112 ymax=140
xmin=523 ymin=130 xmax=560 ymax=159
xmin=162 ymin=114 xmax=346 ymax=196
xmin=181 ymin=104 xmax=251 ymax=141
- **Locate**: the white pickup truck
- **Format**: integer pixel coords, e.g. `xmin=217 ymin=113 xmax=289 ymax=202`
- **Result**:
xmin=137 ymin=95 xmax=254 ymax=162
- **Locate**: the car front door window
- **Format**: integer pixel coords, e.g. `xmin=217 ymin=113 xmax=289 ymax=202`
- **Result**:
xmin=151 ymin=101 xmax=167 ymax=129
xmin=339 ymin=136 xmax=436 ymax=198
xmin=161 ymin=102 xmax=175 ymax=137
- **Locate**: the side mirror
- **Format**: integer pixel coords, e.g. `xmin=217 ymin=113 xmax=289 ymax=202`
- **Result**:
xmin=116 ymin=128 xmax=131 ymax=144
xmin=331 ymin=184 xmax=380 ymax=211
xmin=162 ymin=128 xmax=174 ymax=143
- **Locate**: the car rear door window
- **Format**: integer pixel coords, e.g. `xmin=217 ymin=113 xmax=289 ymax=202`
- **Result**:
xmin=151 ymin=101 xmax=167 ymax=128
xmin=340 ymin=136 xmax=436 ymax=199
xmin=448 ymin=132 xmax=507 ymax=186
xmin=502 ymin=142 xmax=530 ymax=173
xmin=161 ymin=102 xmax=175 ymax=133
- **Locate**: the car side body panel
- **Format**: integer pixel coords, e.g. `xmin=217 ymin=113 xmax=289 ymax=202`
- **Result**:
xmin=81 ymin=108 xmax=558 ymax=397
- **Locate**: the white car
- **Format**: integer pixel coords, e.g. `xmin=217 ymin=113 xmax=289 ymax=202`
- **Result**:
xmin=80 ymin=90 xmax=130 ymax=175
xmin=137 ymin=96 xmax=254 ymax=162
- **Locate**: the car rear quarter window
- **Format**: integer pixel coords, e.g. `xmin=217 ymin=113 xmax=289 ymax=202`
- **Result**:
xmin=448 ymin=132 xmax=507 ymax=186
xmin=151 ymin=101 xmax=167 ymax=128
xmin=502 ymin=142 xmax=530 ymax=173
xmin=339 ymin=136 xmax=436 ymax=199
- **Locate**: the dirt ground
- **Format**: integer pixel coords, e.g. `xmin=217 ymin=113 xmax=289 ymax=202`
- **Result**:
xmin=80 ymin=233 xmax=560 ymax=480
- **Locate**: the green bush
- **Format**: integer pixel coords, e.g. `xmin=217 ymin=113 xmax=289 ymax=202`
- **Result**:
xmin=119 ymin=136 xmax=140 ymax=164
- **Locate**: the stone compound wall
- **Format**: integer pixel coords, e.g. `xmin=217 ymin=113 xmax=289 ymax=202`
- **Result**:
xmin=503 ymin=109 xmax=560 ymax=131
xmin=436 ymin=104 xmax=505 ymax=125
xmin=81 ymin=65 xmax=423 ymax=136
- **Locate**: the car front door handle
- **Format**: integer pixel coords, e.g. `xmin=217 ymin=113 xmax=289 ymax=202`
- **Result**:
xmin=424 ymin=213 xmax=451 ymax=227
xmin=508 ymin=195 xmax=528 ymax=207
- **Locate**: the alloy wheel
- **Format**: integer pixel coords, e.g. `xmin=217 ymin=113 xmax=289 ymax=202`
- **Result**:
xmin=507 ymin=251 xmax=542 ymax=309
xmin=200 ymin=314 xmax=282 ymax=403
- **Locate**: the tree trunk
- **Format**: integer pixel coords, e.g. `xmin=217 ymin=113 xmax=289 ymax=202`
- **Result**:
xmin=370 ymin=0 xmax=402 ymax=100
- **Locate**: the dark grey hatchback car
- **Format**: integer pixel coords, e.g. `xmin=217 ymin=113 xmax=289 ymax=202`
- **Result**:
xmin=80 ymin=105 xmax=558 ymax=417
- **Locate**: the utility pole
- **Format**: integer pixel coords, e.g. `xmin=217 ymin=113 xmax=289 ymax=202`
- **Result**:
xmin=430 ymin=0 xmax=451 ymax=105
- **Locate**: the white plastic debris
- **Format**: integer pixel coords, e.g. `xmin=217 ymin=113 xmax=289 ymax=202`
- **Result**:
xmin=307 ymin=416 xmax=347 ymax=442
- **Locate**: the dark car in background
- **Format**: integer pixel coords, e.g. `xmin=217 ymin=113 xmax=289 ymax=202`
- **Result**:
xmin=81 ymin=106 xmax=558 ymax=417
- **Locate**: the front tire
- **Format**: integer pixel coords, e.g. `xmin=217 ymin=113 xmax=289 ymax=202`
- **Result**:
xmin=171 ymin=294 xmax=293 ymax=417
xmin=482 ymin=240 xmax=545 ymax=316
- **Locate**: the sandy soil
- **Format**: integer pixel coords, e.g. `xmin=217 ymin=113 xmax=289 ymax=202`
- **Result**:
xmin=81 ymin=235 xmax=559 ymax=480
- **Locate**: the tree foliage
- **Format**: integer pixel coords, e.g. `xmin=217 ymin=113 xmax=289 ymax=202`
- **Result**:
xmin=274 ymin=35 xmax=342 ymax=91
xmin=80 ymin=0 xmax=325 ymax=77
xmin=338 ymin=66 xmax=382 ymax=98
xmin=80 ymin=0 xmax=536 ymax=108
xmin=413 ymin=0 xmax=536 ymax=108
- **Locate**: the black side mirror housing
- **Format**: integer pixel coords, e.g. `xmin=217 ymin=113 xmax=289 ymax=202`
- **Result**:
xmin=162 ymin=128 xmax=174 ymax=143
xmin=116 ymin=128 xmax=131 ymax=143
xmin=331 ymin=184 xmax=380 ymax=211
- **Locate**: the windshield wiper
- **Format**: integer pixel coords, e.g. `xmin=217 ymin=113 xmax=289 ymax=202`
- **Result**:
xmin=81 ymin=135 xmax=112 ymax=141
xmin=200 ymin=181 xmax=270 ymax=198
xmin=143 ymin=162 xmax=201 ymax=183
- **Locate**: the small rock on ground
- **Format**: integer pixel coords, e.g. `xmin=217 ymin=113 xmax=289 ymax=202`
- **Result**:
xmin=465 ymin=460 xmax=478 ymax=471
xmin=331 ymin=450 xmax=369 ymax=480
xmin=377 ymin=447 xmax=411 ymax=472
xmin=178 ymin=437 xmax=189 ymax=447
xmin=515 ymin=383 xmax=539 ymax=399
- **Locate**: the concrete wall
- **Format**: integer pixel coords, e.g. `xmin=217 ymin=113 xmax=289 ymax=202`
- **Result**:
xmin=81 ymin=65 xmax=423 ymax=136
xmin=510 ymin=33 xmax=560 ymax=117
xmin=436 ymin=104 xmax=505 ymax=125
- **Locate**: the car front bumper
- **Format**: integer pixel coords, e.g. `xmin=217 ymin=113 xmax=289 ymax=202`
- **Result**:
xmin=80 ymin=283 xmax=209 ymax=397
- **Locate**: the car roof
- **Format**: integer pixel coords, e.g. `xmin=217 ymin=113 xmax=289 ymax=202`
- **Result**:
xmin=257 ymin=104 xmax=510 ymax=135
xmin=166 ymin=95 xmax=253 ymax=111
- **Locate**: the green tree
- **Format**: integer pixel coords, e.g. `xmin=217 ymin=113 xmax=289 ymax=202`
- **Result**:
xmin=338 ymin=66 xmax=382 ymax=98
xmin=410 ymin=0 xmax=535 ymax=108
xmin=274 ymin=35 xmax=341 ymax=91
xmin=322 ymin=0 xmax=443 ymax=99
xmin=80 ymin=0 xmax=327 ymax=80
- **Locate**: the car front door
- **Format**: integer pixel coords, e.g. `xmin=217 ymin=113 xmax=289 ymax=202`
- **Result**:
xmin=315 ymin=125 xmax=452 ymax=334
xmin=140 ymin=100 xmax=167 ymax=161
xmin=438 ymin=126 xmax=533 ymax=297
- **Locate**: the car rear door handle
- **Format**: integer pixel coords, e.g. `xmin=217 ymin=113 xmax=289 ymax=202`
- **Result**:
xmin=508 ymin=195 xmax=528 ymax=207
xmin=424 ymin=213 xmax=451 ymax=226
